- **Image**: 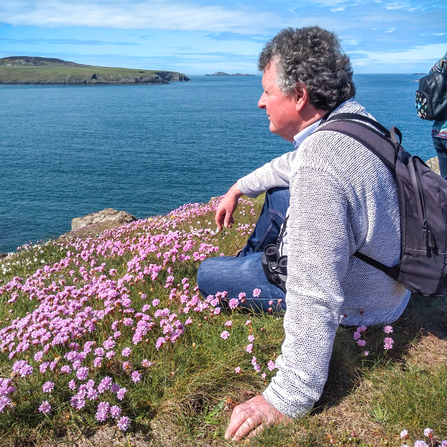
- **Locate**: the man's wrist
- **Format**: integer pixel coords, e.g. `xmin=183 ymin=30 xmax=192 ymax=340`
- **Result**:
xmin=229 ymin=183 xmax=243 ymax=199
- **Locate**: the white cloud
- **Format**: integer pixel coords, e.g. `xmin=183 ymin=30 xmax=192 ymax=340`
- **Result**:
xmin=0 ymin=0 xmax=281 ymax=34
xmin=385 ymin=27 xmax=396 ymax=33
xmin=342 ymin=39 xmax=361 ymax=46
xmin=349 ymin=43 xmax=447 ymax=65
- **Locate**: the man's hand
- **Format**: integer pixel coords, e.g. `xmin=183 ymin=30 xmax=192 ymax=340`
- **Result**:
xmin=215 ymin=183 xmax=243 ymax=231
xmin=225 ymin=395 xmax=292 ymax=441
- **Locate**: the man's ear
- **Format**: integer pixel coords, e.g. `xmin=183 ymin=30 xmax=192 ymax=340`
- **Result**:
xmin=295 ymin=82 xmax=309 ymax=112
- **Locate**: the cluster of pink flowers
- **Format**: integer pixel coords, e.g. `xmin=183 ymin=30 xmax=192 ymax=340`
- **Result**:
xmin=353 ymin=325 xmax=368 ymax=355
xmin=211 ymin=290 xmax=276 ymax=378
xmin=400 ymin=427 xmax=447 ymax=447
xmin=0 ymin=198 xmax=273 ymax=432
xmin=352 ymin=324 xmax=395 ymax=355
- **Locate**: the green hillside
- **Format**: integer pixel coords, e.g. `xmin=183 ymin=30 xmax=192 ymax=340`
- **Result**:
xmin=0 ymin=56 xmax=190 ymax=84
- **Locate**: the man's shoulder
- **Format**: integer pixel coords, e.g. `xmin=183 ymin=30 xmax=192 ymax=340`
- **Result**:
xmin=327 ymin=99 xmax=372 ymax=119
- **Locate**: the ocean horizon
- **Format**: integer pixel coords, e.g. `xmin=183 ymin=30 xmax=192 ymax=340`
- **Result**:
xmin=0 ymin=74 xmax=433 ymax=253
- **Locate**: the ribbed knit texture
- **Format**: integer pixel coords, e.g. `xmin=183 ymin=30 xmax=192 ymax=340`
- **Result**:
xmin=237 ymin=99 xmax=410 ymax=418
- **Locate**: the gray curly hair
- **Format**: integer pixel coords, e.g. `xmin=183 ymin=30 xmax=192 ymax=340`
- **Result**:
xmin=259 ymin=26 xmax=356 ymax=111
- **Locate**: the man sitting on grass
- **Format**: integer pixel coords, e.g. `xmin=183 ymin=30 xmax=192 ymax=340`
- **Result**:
xmin=197 ymin=26 xmax=410 ymax=441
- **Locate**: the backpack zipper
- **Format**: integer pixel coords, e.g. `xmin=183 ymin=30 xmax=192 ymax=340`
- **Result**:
xmin=413 ymin=157 xmax=436 ymax=248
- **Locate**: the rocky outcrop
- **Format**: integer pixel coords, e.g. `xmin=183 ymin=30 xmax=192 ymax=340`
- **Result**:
xmin=71 ymin=208 xmax=137 ymax=231
xmin=156 ymin=71 xmax=191 ymax=82
xmin=58 ymin=208 xmax=138 ymax=241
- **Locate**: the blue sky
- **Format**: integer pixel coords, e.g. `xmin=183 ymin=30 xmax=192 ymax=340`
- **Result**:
xmin=0 ymin=0 xmax=446 ymax=75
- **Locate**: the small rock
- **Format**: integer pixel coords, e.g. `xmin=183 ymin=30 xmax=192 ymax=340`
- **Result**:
xmin=71 ymin=208 xmax=137 ymax=231
xmin=426 ymin=156 xmax=440 ymax=175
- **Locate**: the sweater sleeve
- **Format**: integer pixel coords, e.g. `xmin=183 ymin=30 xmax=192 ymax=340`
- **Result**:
xmin=262 ymin=166 xmax=351 ymax=418
xmin=237 ymin=149 xmax=299 ymax=198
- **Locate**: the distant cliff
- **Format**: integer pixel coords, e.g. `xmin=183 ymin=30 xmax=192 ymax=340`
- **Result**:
xmin=205 ymin=72 xmax=254 ymax=77
xmin=0 ymin=57 xmax=191 ymax=85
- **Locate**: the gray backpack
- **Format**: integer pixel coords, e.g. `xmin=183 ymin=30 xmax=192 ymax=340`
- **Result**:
xmin=319 ymin=113 xmax=447 ymax=296
xmin=263 ymin=113 xmax=447 ymax=296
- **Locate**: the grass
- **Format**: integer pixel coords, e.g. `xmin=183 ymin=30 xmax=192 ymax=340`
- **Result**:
xmin=0 ymin=195 xmax=446 ymax=447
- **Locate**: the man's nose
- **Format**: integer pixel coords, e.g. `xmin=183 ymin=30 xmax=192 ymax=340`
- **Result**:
xmin=258 ymin=93 xmax=266 ymax=109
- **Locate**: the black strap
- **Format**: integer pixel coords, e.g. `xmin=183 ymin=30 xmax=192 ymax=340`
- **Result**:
xmin=323 ymin=112 xmax=391 ymax=137
xmin=314 ymin=117 xmax=401 ymax=279
xmin=316 ymin=118 xmax=398 ymax=170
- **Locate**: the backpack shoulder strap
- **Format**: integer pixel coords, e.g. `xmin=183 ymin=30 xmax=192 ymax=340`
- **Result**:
xmin=317 ymin=113 xmax=401 ymax=170
xmin=314 ymin=114 xmax=402 ymax=281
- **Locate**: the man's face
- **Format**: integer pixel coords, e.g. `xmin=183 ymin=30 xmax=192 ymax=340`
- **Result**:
xmin=258 ymin=61 xmax=300 ymax=142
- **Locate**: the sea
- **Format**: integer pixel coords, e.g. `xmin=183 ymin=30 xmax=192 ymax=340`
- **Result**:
xmin=0 ymin=74 xmax=434 ymax=253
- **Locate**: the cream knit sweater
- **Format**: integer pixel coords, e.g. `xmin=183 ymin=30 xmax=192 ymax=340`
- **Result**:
xmin=237 ymin=99 xmax=410 ymax=418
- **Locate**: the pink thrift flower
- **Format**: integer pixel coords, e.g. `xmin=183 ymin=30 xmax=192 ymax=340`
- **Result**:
xmin=400 ymin=430 xmax=409 ymax=440
xmin=155 ymin=337 xmax=166 ymax=350
xmin=225 ymin=320 xmax=232 ymax=327
xmin=220 ymin=331 xmax=230 ymax=340
xmin=253 ymin=288 xmax=261 ymax=297
xmin=364 ymin=351 xmax=369 ymax=356
xmin=353 ymin=331 xmax=362 ymax=340
xmin=228 ymin=298 xmax=239 ymax=309
xmin=235 ymin=367 xmax=241 ymax=374
xmin=414 ymin=441 xmax=428 ymax=447
xmin=60 ymin=365 xmax=71 ymax=374
xmin=248 ymin=335 xmax=255 ymax=343
xmin=267 ymin=360 xmax=276 ymax=371
xmin=76 ymin=367 xmax=89 ymax=381
xmin=121 ymin=347 xmax=131 ymax=357
xmin=383 ymin=325 xmax=394 ymax=334
xmin=116 ymin=387 xmax=127 ymax=401
xmin=93 ymin=357 xmax=102 ymax=368
xmin=424 ymin=428 xmax=434 ymax=437
xmin=441 ymin=441 xmax=447 ymax=447
xmin=122 ymin=361 xmax=132 ymax=371
xmin=384 ymin=337 xmax=394 ymax=350
xmin=238 ymin=292 xmax=246 ymax=300
xmin=261 ymin=372 xmax=267 ymax=379
xmin=152 ymin=299 xmax=160 ymax=307
xmin=142 ymin=359 xmax=152 ymax=368
xmin=95 ymin=401 xmax=110 ymax=422
xmin=42 ymin=381 xmax=55 ymax=393
xmin=110 ymin=405 xmax=122 ymax=419
xmin=39 ymin=401 xmax=51 ymax=414
xmin=131 ymin=371 xmax=141 ymax=383
xmin=246 ymin=344 xmax=253 ymax=353
xmin=245 ymin=320 xmax=252 ymax=326
xmin=357 ymin=339 xmax=366 ymax=347
xmin=357 ymin=325 xmax=367 ymax=333
xmin=117 ymin=416 xmax=131 ymax=431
